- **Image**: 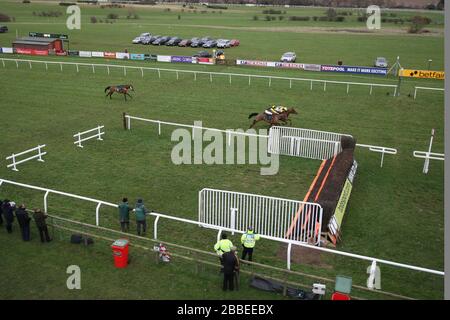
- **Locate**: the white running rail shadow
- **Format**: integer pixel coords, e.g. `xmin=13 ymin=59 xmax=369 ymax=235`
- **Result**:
xmin=73 ymin=125 xmax=105 ymax=148
xmin=5 ymin=145 xmax=46 ymax=171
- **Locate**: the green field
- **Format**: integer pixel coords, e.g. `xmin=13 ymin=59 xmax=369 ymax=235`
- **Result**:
xmin=0 ymin=0 xmax=445 ymax=300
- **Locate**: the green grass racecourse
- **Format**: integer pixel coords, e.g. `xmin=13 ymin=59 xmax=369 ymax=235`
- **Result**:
xmin=0 ymin=1 xmax=445 ymax=299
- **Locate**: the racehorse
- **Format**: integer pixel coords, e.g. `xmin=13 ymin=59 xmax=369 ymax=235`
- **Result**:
xmin=248 ymin=108 xmax=298 ymax=129
xmin=104 ymin=84 xmax=134 ymax=100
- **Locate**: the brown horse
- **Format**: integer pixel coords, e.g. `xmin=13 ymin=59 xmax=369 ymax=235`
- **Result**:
xmin=105 ymin=84 xmax=134 ymax=100
xmin=248 ymin=108 xmax=298 ymax=129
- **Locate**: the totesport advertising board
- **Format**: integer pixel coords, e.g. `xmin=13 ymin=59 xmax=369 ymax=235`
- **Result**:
xmin=321 ymin=65 xmax=388 ymax=75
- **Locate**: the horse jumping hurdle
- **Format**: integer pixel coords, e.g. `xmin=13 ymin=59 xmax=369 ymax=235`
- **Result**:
xmin=73 ymin=125 xmax=105 ymax=148
xmin=5 ymin=144 xmax=47 ymax=171
xmin=198 ymin=188 xmax=323 ymax=245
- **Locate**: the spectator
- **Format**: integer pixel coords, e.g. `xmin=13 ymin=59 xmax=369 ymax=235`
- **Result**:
xmin=134 ymin=198 xmax=149 ymax=236
xmin=0 ymin=199 xmax=4 ymax=226
xmin=33 ymin=209 xmax=52 ymax=243
xmin=3 ymin=200 xmax=16 ymax=234
xmin=118 ymin=197 xmax=131 ymax=232
xmin=222 ymin=246 xmax=239 ymax=291
xmin=214 ymin=233 xmax=234 ymax=268
xmin=15 ymin=204 xmax=31 ymax=241
xmin=240 ymin=226 xmax=260 ymax=261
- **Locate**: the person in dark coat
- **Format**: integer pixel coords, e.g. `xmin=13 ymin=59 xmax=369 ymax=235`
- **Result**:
xmin=0 ymin=199 xmax=4 ymax=226
xmin=222 ymin=246 xmax=239 ymax=291
xmin=33 ymin=208 xmax=52 ymax=243
xmin=15 ymin=204 xmax=31 ymax=241
xmin=3 ymin=200 xmax=16 ymax=234
xmin=118 ymin=197 xmax=131 ymax=232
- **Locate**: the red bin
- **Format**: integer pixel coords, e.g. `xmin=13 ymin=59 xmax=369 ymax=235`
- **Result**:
xmin=111 ymin=239 xmax=129 ymax=268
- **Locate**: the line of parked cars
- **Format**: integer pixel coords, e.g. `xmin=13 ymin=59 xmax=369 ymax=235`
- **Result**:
xmin=132 ymin=33 xmax=240 ymax=48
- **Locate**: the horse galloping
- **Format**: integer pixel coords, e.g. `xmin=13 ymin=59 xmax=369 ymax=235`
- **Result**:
xmin=248 ymin=108 xmax=298 ymax=129
xmin=105 ymin=84 xmax=135 ymax=100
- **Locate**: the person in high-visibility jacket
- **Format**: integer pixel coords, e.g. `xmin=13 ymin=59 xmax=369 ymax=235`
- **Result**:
xmin=241 ymin=226 xmax=260 ymax=261
xmin=214 ymin=233 xmax=233 ymax=257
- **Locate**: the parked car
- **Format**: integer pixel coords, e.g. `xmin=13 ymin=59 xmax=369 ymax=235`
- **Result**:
xmin=153 ymin=36 xmax=170 ymax=45
xmin=132 ymin=32 xmax=150 ymax=44
xmin=229 ymin=39 xmax=240 ymax=47
xmin=140 ymin=34 xmax=153 ymax=45
xmin=280 ymin=52 xmax=296 ymax=62
xmin=166 ymin=37 xmax=182 ymax=46
xmin=193 ymin=50 xmax=212 ymax=58
xmin=143 ymin=34 xmax=160 ymax=44
xmin=374 ymin=57 xmax=388 ymax=68
xmin=190 ymin=37 xmax=202 ymax=47
xmin=178 ymin=39 xmax=192 ymax=47
xmin=203 ymin=39 xmax=217 ymax=48
xmin=217 ymin=39 xmax=231 ymax=48
xmin=0 ymin=25 xmax=9 ymax=33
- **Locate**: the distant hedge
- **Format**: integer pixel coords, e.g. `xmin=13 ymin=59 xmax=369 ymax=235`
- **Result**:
xmin=206 ymin=5 xmax=227 ymax=10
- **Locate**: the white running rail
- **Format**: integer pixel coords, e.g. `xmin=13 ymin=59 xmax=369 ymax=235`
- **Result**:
xmin=124 ymin=114 xmax=268 ymax=141
xmin=73 ymin=125 xmax=105 ymax=148
xmin=5 ymin=145 xmax=46 ymax=171
xmin=1 ymin=58 xmax=399 ymax=95
xmin=414 ymin=86 xmax=445 ymax=100
xmin=0 ymin=177 xmax=444 ymax=276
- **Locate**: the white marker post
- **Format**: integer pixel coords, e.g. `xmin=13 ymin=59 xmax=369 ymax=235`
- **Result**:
xmin=424 ymin=129 xmax=435 ymax=174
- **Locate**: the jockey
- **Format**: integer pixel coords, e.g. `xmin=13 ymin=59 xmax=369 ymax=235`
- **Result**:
xmin=264 ymin=105 xmax=288 ymax=120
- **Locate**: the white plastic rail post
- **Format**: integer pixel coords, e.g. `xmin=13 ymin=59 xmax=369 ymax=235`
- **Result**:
xmin=44 ymin=190 xmax=50 ymax=213
xmin=424 ymin=129 xmax=435 ymax=174
xmin=367 ymin=260 xmax=377 ymax=290
xmin=154 ymin=215 xmax=160 ymax=240
xmin=380 ymin=150 xmax=385 ymax=168
xmin=95 ymin=203 xmax=101 ymax=226
xmin=333 ymin=142 xmax=339 ymax=156
xmin=414 ymin=87 xmax=418 ymax=100
xmin=38 ymin=145 xmax=45 ymax=162
xmin=76 ymin=134 xmax=83 ymax=148
xmin=230 ymin=208 xmax=237 ymax=236
xmin=287 ymin=242 xmax=292 ymax=270
xmin=127 ymin=116 xmax=131 ymax=130
xmin=10 ymin=154 xmax=18 ymax=171
xmin=97 ymin=126 xmax=103 ymax=141
xmin=158 ymin=121 xmax=161 ymax=135
xmin=217 ymin=229 xmax=222 ymax=244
